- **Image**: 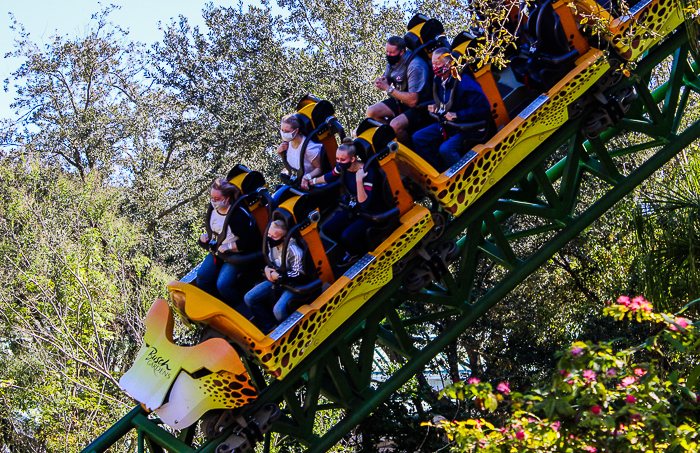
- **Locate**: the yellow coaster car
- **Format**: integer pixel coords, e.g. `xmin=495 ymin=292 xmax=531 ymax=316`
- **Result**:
xmin=120 ymin=109 xmax=436 ymax=428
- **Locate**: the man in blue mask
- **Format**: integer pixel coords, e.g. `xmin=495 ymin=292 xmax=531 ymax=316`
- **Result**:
xmin=366 ymin=36 xmax=433 ymax=147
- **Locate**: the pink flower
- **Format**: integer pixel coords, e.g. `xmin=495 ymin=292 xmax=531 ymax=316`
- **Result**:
xmin=497 ymin=382 xmax=510 ymax=394
xmin=584 ymin=446 xmax=597 ymax=452
xmin=551 ymin=421 xmax=561 ymax=431
xmin=670 ymin=317 xmax=691 ymax=331
xmin=626 ymin=394 xmax=636 ymax=404
xmin=620 ymin=376 xmax=637 ymax=387
xmin=468 ymin=377 xmax=481 ymax=384
xmin=591 ymin=405 xmax=601 ymax=415
xmin=583 ymin=370 xmax=597 ymax=382
xmin=632 ymin=296 xmax=652 ymax=312
xmin=606 ymin=368 xmax=618 ymax=376
xmin=515 ymin=431 xmax=525 ymax=440
xmin=571 ymin=347 xmax=584 ymax=357
xmin=634 ymin=368 xmax=646 ymax=376
xmin=632 ymin=413 xmax=641 ymax=420
xmin=559 ymin=370 xmax=570 ymax=378
xmin=617 ymin=295 xmax=630 ymax=305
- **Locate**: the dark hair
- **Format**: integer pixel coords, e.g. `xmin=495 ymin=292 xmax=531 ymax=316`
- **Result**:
xmin=281 ymin=114 xmax=301 ymax=130
xmin=387 ymin=36 xmax=406 ymax=51
xmin=432 ymin=47 xmax=453 ymax=62
xmin=337 ymin=137 xmax=357 ymax=159
xmin=212 ymin=178 xmax=241 ymax=203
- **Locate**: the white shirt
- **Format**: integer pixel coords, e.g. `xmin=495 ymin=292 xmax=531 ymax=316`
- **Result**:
xmin=286 ymin=137 xmax=322 ymax=175
xmin=210 ymin=209 xmax=238 ymax=246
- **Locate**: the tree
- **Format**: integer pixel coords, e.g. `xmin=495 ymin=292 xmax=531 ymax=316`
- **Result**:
xmin=2 ymin=6 xmax=159 ymax=181
xmin=0 ymin=158 xmax=172 ymax=451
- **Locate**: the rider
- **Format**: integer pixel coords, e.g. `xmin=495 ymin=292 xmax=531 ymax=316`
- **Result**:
xmin=412 ymin=47 xmax=492 ymax=172
xmin=244 ymin=220 xmax=305 ymax=334
xmin=197 ymin=179 xmax=261 ymax=309
xmin=308 ymin=138 xmax=379 ymax=261
xmin=276 ymin=114 xmax=324 ymax=188
xmin=366 ymin=36 xmax=433 ymax=146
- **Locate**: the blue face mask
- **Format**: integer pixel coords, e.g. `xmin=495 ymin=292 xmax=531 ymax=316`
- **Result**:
xmin=337 ymin=161 xmax=353 ymax=171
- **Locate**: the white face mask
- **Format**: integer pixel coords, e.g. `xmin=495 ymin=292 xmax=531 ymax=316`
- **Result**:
xmin=211 ymin=199 xmax=228 ymax=211
xmin=280 ymin=129 xmax=297 ymax=142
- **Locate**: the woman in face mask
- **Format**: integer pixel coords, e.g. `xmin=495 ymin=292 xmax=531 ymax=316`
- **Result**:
xmin=308 ymin=138 xmax=379 ymax=262
xmin=197 ymin=179 xmax=262 ymax=310
xmin=244 ymin=220 xmax=305 ymax=334
xmin=276 ymin=114 xmax=323 ymax=189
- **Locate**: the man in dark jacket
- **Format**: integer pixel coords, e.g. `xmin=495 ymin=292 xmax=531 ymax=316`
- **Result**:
xmin=412 ymin=48 xmax=492 ymax=172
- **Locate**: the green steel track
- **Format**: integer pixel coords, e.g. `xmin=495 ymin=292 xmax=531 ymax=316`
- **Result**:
xmin=83 ymin=26 xmax=700 ymax=453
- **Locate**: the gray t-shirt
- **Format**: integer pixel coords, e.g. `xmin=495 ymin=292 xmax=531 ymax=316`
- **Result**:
xmin=383 ymin=50 xmax=431 ymax=101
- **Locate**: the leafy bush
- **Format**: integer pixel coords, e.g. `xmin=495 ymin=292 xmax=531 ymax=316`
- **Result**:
xmin=427 ymin=296 xmax=700 ymax=452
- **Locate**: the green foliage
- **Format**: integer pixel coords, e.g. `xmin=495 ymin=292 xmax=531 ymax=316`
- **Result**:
xmin=633 ymin=154 xmax=700 ymax=312
xmin=0 ymin=159 xmax=168 ymax=451
xmin=429 ymin=296 xmax=700 ymax=452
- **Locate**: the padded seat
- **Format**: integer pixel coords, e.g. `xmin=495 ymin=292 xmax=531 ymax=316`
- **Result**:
xmin=512 ymin=0 xmax=580 ymax=92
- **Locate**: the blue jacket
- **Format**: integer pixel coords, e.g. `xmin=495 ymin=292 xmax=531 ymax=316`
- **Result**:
xmin=434 ymin=74 xmax=491 ymax=125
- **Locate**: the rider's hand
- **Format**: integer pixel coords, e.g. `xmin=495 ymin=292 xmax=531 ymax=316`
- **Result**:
xmin=200 ymin=234 xmax=209 ymax=243
xmin=374 ymin=76 xmax=389 ymax=91
xmin=355 ymin=167 xmax=367 ymax=181
xmin=277 ymin=142 xmax=289 ymax=155
xmin=444 ymin=112 xmax=457 ymax=121
xmin=428 ymin=104 xmax=438 ymax=113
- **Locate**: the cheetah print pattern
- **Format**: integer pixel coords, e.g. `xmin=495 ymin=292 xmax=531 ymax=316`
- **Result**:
xmin=247 ymin=207 xmax=433 ymax=378
xmin=409 ymin=50 xmax=609 ymax=217
xmin=609 ymin=0 xmax=683 ymax=61
xmin=196 ymin=371 xmax=258 ymax=407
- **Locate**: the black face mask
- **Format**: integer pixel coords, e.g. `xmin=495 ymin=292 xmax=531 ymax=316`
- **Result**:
xmin=337 ymin=161 xmax=353 ymax=171
xmin=386 ymin=52 xmax=403 ymax=66
xmin=268 ymin=236 xmax=284 ymax=247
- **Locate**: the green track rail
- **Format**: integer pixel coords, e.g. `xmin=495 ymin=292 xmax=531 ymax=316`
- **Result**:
xmin=83 ymin=26 xmax=700 ymax=453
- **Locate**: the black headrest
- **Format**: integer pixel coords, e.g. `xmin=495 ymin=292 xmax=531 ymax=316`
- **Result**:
xmin=407 ymin=13 xmax=429 ymax=30
xmin=310 ymin=100 xmax=335 ymax=129
xmin=226 ymin=164 xmax=251 ymax=180
xmin=271 ymin=191 xmax=317 ymax=226
xmin=296 ymin=94 xmax=322 ymax=111
xmin=226 ymin=165 xmax=266 ymax=195
xmin=294 ymin=113 xmax=314 ymax=137
xmin=352 ymin=138 xmax=373 ymax=163
xmin=351 ymin=123 xmax=395 ymax=164
xmin=536 ymin=1 xmax=570 ymax=55
xmin=452 ymin=31 xmax=488 ymax=72
xmin=420 ymin=19 xmax=445 ymax=43
xmin=452 ymin=31 xmax=476 ymax=52
xmin=404 ymin=32 xmax=422 ymax=51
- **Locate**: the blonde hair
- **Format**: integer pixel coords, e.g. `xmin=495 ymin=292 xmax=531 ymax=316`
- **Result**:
xmin=269 ymin=219 xmax=288 ymax=234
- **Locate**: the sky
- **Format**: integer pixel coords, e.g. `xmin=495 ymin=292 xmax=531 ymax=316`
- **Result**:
xmin=0 ymin=0 xmax=280 ymax=121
